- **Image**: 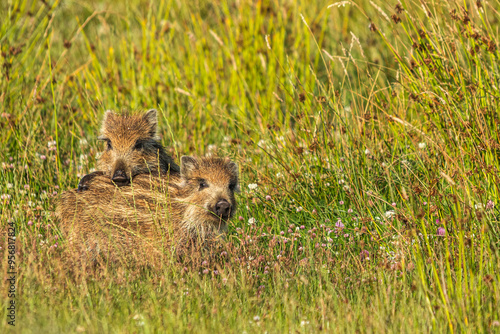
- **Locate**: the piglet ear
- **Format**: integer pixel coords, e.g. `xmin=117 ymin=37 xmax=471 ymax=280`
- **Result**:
xmin=180 ymin=156 xmax=198 ymax=178
xmin=100 ymin=110 xmax=116 ymax=134
xmin=227 ymin=161 xmax=240 ymax=192
xmin=227 ymin=161 xmax=239 ymax=179
xmin=142 ymin=109 xmax=158 ymax=138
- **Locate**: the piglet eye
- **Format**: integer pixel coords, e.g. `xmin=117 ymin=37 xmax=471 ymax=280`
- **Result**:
xmin=229 ymin=183 xmax=236 ymax=191
xmin=106 ymin=140 xmax=112 ymax=150
xmin=199 ymin=179 xmax=208 ymax=190
xmin=134 ymin=141 xmax=144 ymax=150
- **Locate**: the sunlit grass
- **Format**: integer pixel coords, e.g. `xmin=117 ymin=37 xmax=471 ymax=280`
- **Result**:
xmin=1 ymin=0 xmax=499 ymax=332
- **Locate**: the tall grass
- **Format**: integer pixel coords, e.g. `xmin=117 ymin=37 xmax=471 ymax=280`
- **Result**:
xmin=1 ymin=0 xmax=499 ymax=332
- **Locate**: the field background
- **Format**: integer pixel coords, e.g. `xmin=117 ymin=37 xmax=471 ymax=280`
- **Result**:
xmin=1 ymin=0 xmax=500 ymax=332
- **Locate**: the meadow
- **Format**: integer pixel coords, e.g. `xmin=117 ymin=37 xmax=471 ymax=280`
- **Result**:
xmin=1 ymin=0 xmax=500 ymax=332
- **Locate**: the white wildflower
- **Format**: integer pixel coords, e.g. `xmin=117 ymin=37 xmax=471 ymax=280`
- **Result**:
xmin=133 ymin=314 xmax=145 ymax=327
xmin=385 ymin=210 xmax=396 ymax=219
xmin=248 ymin=183 xmax=258 ymax=190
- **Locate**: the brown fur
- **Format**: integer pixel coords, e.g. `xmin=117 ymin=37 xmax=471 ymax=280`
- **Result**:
xmin=78 ymin=109 xmax=179 ymax=190
xmin=57 ymin=156 xmax=239 ymax=265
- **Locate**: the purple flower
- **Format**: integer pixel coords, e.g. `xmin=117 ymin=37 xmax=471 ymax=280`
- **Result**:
xmin=203 ymin=269 xmax=209 ymax=274
xmin=359 ymin=249 xmax=370 ymax=260
xmin=339 ymin=201 xmax=344 ymax=205
xmin=348 ymin=208 xmax=353 ymax=213
xmin=265 ymin=195 xmax=272 ymax=201
xmin=437 ymin=227 xmax=446 ymax=236
xmin=486 ymin=200 xmax=495 ymax=210
xmin=27 ymin=221 xmax=33 ymax=226
xmin=335 ymin=220 xmax=345 ymax=229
